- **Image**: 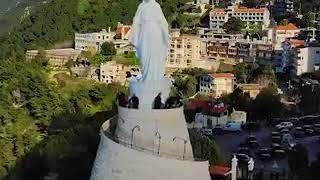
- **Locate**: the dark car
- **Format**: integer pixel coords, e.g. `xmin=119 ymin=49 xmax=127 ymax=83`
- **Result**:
xmin=271 ymin=144 xmax=286 ymax=158
xmin=237 ymin=147 xmax=251 ymax=156
xmin=314 ymin=124 xmax=320 ymax=134
xmin=303 ymin=125 xmax=314 ymax=136
xmin=256 ymin=148 xmax=272 ymax=161
xmin=212 ymin=125 xmax=224 ymax=135
xmin=271 ymin=131 xmax=281 ymax=143
xmin=272 ymin=149 xmax=286 ymax=158
xmin=246 ymin=135 xmax=259 ymax=148
xmin=280 ymin=128 xmax=290 ymax=135
xmin=271 ymin=131 xmax=280 ymax=138
xmin=235 ymin=153 xmax=251 ymax=164
xmin=294 ymin=127 xmax=304 ymax=138
xmin=272 ymin=136 xmax=282 ymax=144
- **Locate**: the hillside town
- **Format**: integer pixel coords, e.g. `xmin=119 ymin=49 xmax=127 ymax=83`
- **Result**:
xmin=1 ymin=0 xmax=320 ymax=180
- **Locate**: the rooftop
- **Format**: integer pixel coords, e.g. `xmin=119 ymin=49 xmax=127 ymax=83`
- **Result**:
xmin=209 ymin=73 xmax=235 ymax=79
xmin=27 ymin=48 xmax=81 ymax=56
xmin=239 ymin=84 xmax=261 ymax=90
xmin=210 ymin=8 xmax=226 ymax=15
xmin=290 ymin=39 xmax=305 ymax=48
xmin=235 ymin=7 xmax=266 ymax=13
xmin=274 ymin=23 xmax=299 ymax=31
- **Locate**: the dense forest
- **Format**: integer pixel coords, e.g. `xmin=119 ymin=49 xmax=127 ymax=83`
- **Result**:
xmin=0 ymin=0 xmax=190 ymax=179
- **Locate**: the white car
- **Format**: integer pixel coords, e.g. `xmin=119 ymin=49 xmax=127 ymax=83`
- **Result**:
xmin=276 ymin=122 xmax=293 ymax=130
xmin=201 ymin=129 xmax=212 ymax=137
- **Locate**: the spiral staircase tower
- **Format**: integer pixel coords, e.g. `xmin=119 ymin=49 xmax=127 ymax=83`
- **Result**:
xmin=90 ymin=98 xmax=211 ymax=180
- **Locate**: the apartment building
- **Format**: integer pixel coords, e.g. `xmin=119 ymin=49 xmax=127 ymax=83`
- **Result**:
xmin=206 ymin=38 xmax=273 ymax=63
xmin=166 ymin=32 xmax=201 ymax=70
xmin=209 ymin=6 xmax=270 ymax=30
xmin=26 ymin=48 xmax=81 ymax=67
xmin=199 ymin=73 xmax=235 ymax=97
xmin=267 ymin=23 xmax=300 ymax=50
xmin=294 ymin=46 xmax=320 ymax=76
xmin=75 ymin=29 xmax=116 ymax=53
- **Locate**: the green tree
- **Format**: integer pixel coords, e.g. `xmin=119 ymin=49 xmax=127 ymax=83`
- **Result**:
xmin=92 ymin=53 xmax=106 ymax=65
xmin=301 ymin=12 xmax=315 ymax=28
xmin=100 ymin=42 xmax=116 ymax=60
xmin=252 ymin=86 xmax=283 ymax=120
xmin=34 ymin=49 xmax=49 ymax=67
xmin=222 ymin=17 xmax=245 ymax=34
xmin=189 ymin=129 xmax=224 ymax=165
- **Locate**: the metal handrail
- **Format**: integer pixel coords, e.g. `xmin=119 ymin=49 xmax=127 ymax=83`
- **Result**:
xmin=102 ymin=118 xmax=207 ymax=162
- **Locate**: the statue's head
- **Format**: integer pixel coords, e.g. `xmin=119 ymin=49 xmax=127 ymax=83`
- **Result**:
xmin=143 ymin=0 xmax=153 ymax=3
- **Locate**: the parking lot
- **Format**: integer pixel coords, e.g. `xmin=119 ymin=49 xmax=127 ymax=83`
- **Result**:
xmin=212 ymin=126 xmax=320 ymax=172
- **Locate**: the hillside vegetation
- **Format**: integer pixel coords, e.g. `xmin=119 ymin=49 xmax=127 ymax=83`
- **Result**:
xmin=0 ymin=0 xmax=190 ymax=179
xmin=0 ymin=0 xmax=189 ymax=60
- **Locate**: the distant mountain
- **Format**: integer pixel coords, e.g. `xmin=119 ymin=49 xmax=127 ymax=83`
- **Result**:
xmin=0 ymin=0 xmax=46 ymax=36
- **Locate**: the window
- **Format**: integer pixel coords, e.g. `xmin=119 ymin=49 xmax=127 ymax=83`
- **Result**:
xmin=316 ymin=51 xmax=320 ymax=54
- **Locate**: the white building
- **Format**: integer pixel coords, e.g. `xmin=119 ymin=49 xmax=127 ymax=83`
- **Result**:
xmin=100 ymin=61 xmax=125 ymax=84
xmin=199 ymin=73 xmax=235 ymax=97
xmin=75 ymin=29 xmax=116 ymax=53
xmin=294 ymin=46 xmax=320 ymax=76
xmin=166 ymin=32 xmax=202 ymax=70
xmin=209 ymin=6 xmax=270 ymax=30
xmin=267 ymin=23 xmax=300 ymax=50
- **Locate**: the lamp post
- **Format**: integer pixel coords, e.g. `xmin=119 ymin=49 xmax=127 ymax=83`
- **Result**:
xmin=154 ymin=131 xmax=161 ymax=155
xmin=131 ymin=125 xmax=141 ymax=148
xmin=173 ymin=137 xmax=188 ymax=160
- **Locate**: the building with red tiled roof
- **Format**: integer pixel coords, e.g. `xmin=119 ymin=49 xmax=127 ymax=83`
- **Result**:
xmin=115 ymin=22 xmax=132 ymax=40
xmin=199 ymin=73 xmax=235 ymax=98
xmin=267 ymin=23 xmax=301 ymax=50
xmin=274 ymin=23 xmax=299 ymax=31
xmin=209 ymin=5 xmax=270 ymax=30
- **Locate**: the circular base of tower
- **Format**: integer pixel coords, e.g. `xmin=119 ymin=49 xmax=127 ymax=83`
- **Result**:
xmin=90 ymin=120 xmax=211 ymax=180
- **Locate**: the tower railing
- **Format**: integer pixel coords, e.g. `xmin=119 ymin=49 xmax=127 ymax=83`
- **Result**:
xmin=101 ymin=117 xmax=208 ymax=162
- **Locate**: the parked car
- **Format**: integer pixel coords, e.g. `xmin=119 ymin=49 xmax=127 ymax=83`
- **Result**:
xmin=212 ymin=125 xmax=224 ymax=135
xmin=201 ymin=128 xmax=213 ymax=137
xmin=303 ymin=125 xmax=314 ymax=136
xmin=271 ymin=144 xmax=286 ymax=158
xmin=280 ymin=128 xmax=290 ymax=135
xmin=224 ymin=122 xmax=242 ymax=132
xmin=272 ymin=149 xmax=286 ymax=158
xmin=271 ymin=131 xmax=281 ymax=143
xmin=235 ymin=153 xmax=251 ymax=164
xmin=276 ymin=122 xmax=293 ymax=130
xmin=241 ymin=122 xmax=261 ymax=131
xmin=246 ymin=135 xmax=259 ymax=148
xmin=272 ymin=136 xmax=282 ymax=144
xmin=237 ymin=147 xmax=251 ymax=156
xmin=256 ymin=148 xmax=272 ymax=161
xmin=293 ymin=127 xmax=304 ymax=138
xmin=314 ymin=124 xmax=320 ymax=134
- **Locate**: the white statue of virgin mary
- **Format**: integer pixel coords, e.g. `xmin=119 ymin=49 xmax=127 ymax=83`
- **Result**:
xmin=129 ymin=0 xmax=169 ymax=82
